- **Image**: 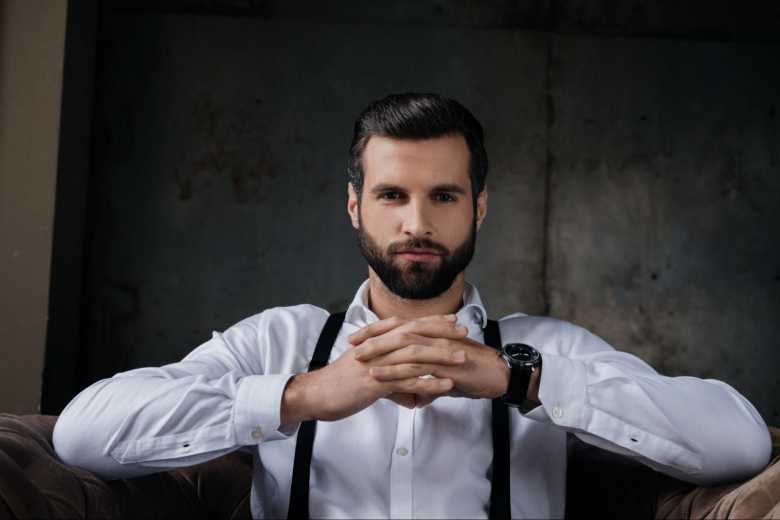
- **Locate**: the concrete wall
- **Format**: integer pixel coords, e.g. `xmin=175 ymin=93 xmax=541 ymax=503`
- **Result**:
xmin=548 ymin=35 xmax=780 ymax=423
xmin=0 ymin=1 xmax=68 ymax=413
xmin=80 ymin=14 xmax=779 ymax=424
xmin=80 ymin=14 xmax=548 ymax=381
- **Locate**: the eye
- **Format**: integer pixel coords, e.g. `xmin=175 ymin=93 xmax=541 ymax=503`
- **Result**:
xmin=379 ymin=191 xmax=404 ymax=201
xmin=433 ymin=192 xmax=456 ymax=203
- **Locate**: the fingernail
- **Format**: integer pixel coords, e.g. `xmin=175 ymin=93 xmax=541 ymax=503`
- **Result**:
xmin=456 ymin=325 xmax=468 ymax=333
xmin=445 ymin=314 xmax=457 ymax=321
xmin=452 ymin=350 xmax=465 ymax=362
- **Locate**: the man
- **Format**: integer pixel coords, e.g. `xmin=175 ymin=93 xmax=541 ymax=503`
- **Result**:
xmin=54 ymin=93 xmax=771 ymax=519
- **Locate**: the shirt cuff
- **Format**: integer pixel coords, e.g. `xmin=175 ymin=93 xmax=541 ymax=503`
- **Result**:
xmin=234 ymin=373 xmax=298 ymax=445
xmin=524 ymin=352 xmax=590 ymax=429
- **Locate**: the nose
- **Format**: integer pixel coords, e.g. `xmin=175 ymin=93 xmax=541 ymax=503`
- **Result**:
xmin=400 ymin=198 xmax=433 ymax=237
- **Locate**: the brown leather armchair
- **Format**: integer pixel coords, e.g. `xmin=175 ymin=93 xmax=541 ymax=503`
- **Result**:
xmin=1 ymin=413 xmax=778 ymax=519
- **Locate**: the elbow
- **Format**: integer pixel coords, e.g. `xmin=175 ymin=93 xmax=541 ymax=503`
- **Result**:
xmin=692 ymin=422 xmax=773 ymax=486
xmin=52 ymin=382 xmax=125 ymax=479
xmin=730 ymin=424 xmax=773 ymax=481
xmin=52 ymin=405 xmax=94 ymax=470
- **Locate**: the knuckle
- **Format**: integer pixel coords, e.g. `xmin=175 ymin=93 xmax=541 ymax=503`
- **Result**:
xmin=437 ymin=348 xmax=453 ymax=361
xmin=395 ymin=380 xmax=414 ymax=391
xmin=418 ymin=380 xmax=440 ymax=393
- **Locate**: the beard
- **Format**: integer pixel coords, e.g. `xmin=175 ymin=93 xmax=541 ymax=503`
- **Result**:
xmin=356 ymin=215 xmax=477 ymax=300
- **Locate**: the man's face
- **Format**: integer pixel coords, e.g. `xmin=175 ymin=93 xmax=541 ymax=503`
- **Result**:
xmin=347 ymin=134 xmax=488 ymax=299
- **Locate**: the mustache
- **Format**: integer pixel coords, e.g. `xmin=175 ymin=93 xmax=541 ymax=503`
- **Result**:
xmin=388 ymin=239 xmax=449 ymax=255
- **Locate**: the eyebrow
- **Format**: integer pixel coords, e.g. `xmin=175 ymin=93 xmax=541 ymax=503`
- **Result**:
xmin=369 ymin=183 xmax=467 ymax=195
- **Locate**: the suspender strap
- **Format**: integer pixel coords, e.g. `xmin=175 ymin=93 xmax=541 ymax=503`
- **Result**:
xmin=287 ymin=311 xmax=346 ymax=520
xmin=485 ymin=319 xmax=512 ymax=520
xmin=287 ymin=313 xmax=511 ymax=520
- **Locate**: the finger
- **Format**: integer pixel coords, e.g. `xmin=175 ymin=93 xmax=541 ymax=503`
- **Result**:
xmin=371 ymin=344 xmax=467 ymax=367
xmin=354 ymin=323 xmax=468 ymax=361
xmin=386 ymin=377 xmax=454 ymax=395
xmin=370 ymin=363 xmax=454 ymax=382
xmin=347 ymin=316 xmax=404 ymax=347
xmin=348 ymin=313 xmax=456 ymax=346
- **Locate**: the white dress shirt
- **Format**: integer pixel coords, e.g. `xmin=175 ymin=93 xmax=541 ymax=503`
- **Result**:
xmin=53 ymin=279 xmax=772 ymax=519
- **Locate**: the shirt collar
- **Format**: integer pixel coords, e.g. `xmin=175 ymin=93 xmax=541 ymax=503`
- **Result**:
xmin=344 ymin=279 xmax=488 ymax=331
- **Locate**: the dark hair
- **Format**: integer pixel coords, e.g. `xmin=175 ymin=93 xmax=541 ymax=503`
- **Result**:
xmin=347 ymin=93 xmax=488 ymax=206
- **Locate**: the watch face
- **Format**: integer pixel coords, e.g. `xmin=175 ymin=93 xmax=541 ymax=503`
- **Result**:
xmin=504 ymin=343 xmax=541 ymax=367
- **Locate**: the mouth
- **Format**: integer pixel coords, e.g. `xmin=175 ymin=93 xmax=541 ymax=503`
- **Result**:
xmin=395 ymin=250 xmax=443 ymax=262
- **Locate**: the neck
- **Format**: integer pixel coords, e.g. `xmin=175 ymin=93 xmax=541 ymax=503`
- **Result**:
xmin=366 ymin=269 xmax=466 ymax=320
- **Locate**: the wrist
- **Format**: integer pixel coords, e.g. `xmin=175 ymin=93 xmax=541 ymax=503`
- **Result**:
xmin=495 ymin=351 xmax=511 ymax=399
xmin=498 ymin=343 xmax=542 ymax=407
xmin=281 ymin=373 xmax=315 ymax=426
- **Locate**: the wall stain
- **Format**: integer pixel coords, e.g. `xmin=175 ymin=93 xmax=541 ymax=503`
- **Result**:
xmin=175 ymin=93 xmax=280 ymax=204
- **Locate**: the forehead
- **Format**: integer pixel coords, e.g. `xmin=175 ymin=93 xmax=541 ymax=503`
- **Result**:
xmin=361 ymin=134 xmax=471 ymax=190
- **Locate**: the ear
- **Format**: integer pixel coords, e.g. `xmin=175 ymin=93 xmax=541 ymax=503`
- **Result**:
xmin=475 ymin=186 xmax=488 ymax=231
xmin=347 ymin=182 xmax=360 ymax=229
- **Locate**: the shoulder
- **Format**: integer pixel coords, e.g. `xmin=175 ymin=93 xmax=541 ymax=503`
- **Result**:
xmin=258 ymin=303 xmax=331 ymax=338
xmin=496 ymin=312 xmax=614 ymax=355
xmin=236 ymin=304 xmax=333 ymax=368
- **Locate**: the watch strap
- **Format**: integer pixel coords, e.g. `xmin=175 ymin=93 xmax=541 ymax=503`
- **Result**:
xmin=502 ymin=359 xmax=533 ymax=407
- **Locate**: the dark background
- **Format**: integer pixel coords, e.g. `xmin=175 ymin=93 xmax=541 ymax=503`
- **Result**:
xmin=44 ymin=1 xmax=780 ymax=428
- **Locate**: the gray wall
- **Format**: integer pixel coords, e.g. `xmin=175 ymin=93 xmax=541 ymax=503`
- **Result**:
xmin=82 ymin=13 xmax=779 ymax=424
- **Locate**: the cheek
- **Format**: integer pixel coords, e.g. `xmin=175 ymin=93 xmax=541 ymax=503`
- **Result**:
xmin=362 ymin=204 xmax=398 ymax=231
xmin=436 ymin=208 xmax=472 ymax=241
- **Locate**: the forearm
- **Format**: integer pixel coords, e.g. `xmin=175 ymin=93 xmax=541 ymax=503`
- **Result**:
xmin=505 ymin=317 xmax=771 ymax=485
xmin=53 ymin=369 xmax=296 ymax=479
xmin=528 ymin=351 xmax=771 ymax=485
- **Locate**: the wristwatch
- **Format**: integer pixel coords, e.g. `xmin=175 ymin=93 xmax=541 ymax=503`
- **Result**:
xmin=499 ymin=343 xmax=542 ymax=408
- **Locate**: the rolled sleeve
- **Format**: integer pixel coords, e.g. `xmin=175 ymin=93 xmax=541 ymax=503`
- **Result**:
xmin=234 ymin=373 xmax=299 ymax=445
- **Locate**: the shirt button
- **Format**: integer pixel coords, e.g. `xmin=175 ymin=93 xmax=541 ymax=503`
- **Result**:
xmin=396 ymin=447 xmax=409 ymax=456
xmin=251 ymin=427 xmax=264 ymax=440
xmin=551 ymin=406 xmax=564 ymax=419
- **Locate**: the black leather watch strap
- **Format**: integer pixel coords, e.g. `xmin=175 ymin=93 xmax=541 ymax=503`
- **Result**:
xmin=502 ymin=362 xmax=533 ymax=407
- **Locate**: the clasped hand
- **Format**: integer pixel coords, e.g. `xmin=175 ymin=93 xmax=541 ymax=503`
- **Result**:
xmin=348 ymin=314 xmax=509 ymax=409
xmin=280 ymin=314 xmax=509 ymax=426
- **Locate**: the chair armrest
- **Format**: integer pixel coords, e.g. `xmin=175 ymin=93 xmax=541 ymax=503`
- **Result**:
xmin=566 ymin=427 xmax=780 ymax=520
xmin=656 ymin=426 xmax=780 ymax=519
xmin=0 ymin=413 xmax=251 ymax=519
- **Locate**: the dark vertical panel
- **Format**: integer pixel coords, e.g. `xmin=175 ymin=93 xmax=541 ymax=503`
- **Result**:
xmin=41 ymin=0 xmax=99 ymax=414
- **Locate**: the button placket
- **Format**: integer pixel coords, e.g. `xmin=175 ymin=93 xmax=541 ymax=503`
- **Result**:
xmin=389 ymin=407 xmax=414 ymax=519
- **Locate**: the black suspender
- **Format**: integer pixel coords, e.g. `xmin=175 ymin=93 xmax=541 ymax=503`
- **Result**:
xmin=287 ymin=313 xmax=511 ymax=520
xmin=287 ymin=311 xmax=346 ymax=519
xmin=485 ymin=319 xmax=512 ymax=520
